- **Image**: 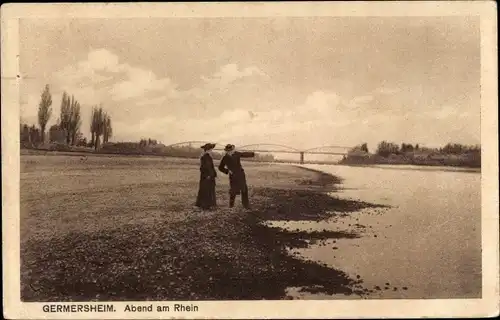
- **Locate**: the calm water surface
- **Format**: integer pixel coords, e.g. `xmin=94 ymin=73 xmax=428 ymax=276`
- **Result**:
xmin=270 ymin=164 xmax=481 ymax=299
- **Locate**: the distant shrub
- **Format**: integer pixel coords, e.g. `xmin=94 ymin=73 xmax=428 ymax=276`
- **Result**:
xmin=360 ymin=143 xmax=369 ymax=153
xmin=441 ymin=143 xmax=481 ymax=155
xmin=376 ymin=141 xmax=400 ymax=157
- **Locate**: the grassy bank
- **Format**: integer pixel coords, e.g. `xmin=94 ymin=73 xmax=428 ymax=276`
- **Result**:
xmin=21 ymin=155 xmax=383 ymax=301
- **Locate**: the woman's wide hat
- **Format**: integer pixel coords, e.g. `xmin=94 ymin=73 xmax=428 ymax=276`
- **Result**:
xmin=200 ymin=143 xmax=216 ymax=150
xmin=224 ymin=144 xmax=235 ymax=152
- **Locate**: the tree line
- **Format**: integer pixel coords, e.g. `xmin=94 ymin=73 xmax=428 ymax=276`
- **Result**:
xmin=349 ymin=141 xmax=479 ymax=157
xmin=344 ymin=141 xmax=481 ymax=168
xmin=20 ymin=84 xmax=113 ymax=150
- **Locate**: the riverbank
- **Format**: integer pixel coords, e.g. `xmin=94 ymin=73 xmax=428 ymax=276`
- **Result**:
xmin=21 ymin=154 xmax=383 ymax=301
xmin=339 ymin=152 xmax=480 ymax=169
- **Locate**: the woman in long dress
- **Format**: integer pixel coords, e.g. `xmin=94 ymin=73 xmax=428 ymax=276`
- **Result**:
xmin=195 ymin=143 xmax=217 ymax=210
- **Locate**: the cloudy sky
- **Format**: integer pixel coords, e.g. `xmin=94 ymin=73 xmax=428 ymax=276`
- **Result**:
xmin=19 ymin=16 xmax=480 ymax=150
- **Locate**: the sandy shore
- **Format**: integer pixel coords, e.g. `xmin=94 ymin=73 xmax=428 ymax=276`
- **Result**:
xmin=21 ymin=155 xmax=384 ymax=301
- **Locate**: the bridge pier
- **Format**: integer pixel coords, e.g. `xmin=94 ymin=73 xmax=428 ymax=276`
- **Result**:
xmin=299 ymin=152 xmax=304 ymax=164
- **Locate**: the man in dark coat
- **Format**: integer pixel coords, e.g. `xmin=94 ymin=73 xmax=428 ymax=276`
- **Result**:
xmin=195 ymin=143 xmax=217 ymax=210
xmin=218 ymin=144 xmax=255 ymax=208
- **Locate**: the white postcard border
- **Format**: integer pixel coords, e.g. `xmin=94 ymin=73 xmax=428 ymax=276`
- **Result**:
xmin=2 ymin=2 xmax=498 ymax=319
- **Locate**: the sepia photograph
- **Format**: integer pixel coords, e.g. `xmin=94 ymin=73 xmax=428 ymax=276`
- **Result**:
xmin=2 ymin=2 xmax=498 ymax=319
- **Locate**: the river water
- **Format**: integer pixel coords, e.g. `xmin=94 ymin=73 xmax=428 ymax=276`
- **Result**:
xmin=270 ymin=164 xmax=482 ymax=299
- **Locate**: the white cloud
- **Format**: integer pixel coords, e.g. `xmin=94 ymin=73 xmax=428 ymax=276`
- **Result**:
xmin=86 ymin=49 xmax=121 ymax=72
xmin=110 ymin=66 xmax=176 ymax=101
xmin=55 ymin=49 xmax=177 ymax=103
xmin=55 ymin=49 xmax=121 ymax=86
xmin=301 ymin=91 xmax=341 ymax=113
xmin=125 ymin=63 xmax=270 ymax=117
xmin=172 ymin=90 xmax=352 ymax=148
xmin=201 ymin=63 xmax=269 ymax=90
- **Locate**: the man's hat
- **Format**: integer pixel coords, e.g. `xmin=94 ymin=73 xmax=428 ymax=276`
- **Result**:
xmin=201 ymin=143 xmax=216 ymax=150
xmin=224 ymin=144 xmax=235 ymax=152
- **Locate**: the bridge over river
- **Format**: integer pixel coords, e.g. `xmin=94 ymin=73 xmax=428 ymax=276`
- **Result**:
xmin=164 ymin=141 xmax=350 ymax=164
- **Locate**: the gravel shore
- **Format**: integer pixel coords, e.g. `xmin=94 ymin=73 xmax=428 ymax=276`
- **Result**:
xmin=21 ymin=155 xmax=383 ymax=301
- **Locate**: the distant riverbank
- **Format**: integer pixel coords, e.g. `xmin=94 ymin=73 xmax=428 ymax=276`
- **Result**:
xmin=339 ymin=152 xmax=480 ymax=169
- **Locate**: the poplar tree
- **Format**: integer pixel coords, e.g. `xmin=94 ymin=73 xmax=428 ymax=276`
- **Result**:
xmin=37 ymin=84 xmax=52 ymax=143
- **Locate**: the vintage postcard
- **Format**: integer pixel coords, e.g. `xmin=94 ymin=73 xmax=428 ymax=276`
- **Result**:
xmin=2 ymin=1 xmax=499 ymax=319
